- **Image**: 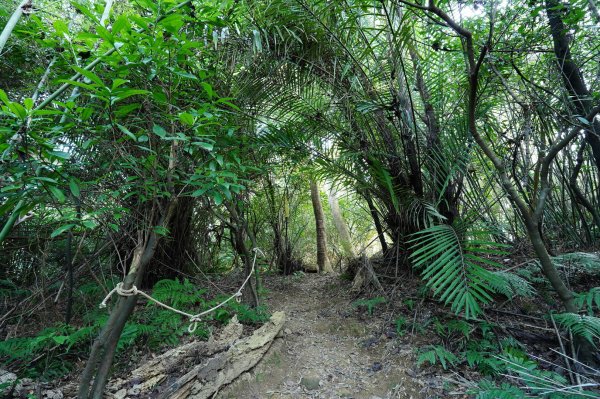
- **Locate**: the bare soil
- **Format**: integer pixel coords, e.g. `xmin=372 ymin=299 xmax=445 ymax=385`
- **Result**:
xmin=218 ymin=274 xmax=427 ymax=399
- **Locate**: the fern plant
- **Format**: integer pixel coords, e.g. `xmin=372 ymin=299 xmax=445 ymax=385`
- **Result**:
xmin=482 ymin=353 xmax=600 ymax=398
xmin=489 ymin=271 xmax=536 ymax=299
xmin=409 ymin=219 xmax=509 ymax=318
xmin=552 ymin=313 xmax=600 ymax=344
xmin=475 ymin=379 xmax=527 ymax=399
xmin=417 ymin=345 xmax=459 ymax=370
xmin=574 ymin=287 xmax=600 ymax=315
xmin=351 ymin=296 xmax=387 ymax=316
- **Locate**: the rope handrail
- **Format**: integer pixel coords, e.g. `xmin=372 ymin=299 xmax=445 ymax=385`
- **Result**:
xmin=99 ymin=247 xmax=264 ymax=333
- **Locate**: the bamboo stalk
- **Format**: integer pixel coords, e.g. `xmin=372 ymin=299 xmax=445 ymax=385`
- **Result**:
xmin=0 ymin=0 xmax=31 ymax=55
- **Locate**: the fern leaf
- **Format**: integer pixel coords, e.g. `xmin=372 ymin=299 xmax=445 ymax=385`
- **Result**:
xmin=553 ymin=313 xmax=600 ymax=344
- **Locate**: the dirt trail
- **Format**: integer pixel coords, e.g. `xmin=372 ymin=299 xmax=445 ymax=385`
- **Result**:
xmin=218 ymin=274 xmax=424 ymax=399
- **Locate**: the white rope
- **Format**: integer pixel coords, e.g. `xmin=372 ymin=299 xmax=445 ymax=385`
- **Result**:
xmin=99 ymin=247 xmax=263 ymax=333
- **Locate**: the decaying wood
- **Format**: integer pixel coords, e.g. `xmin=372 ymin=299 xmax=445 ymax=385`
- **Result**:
xmin=106 ymin=311 xmax=285 ymax=399
xmin=162 ymin=311 xmax=285 ymax=399
xmin=350 ymin=255 xmax=385 ymax=296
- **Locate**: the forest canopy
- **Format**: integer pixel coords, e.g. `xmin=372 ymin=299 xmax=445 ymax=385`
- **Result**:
xmin=1 ymin=0 xmax=600 ymax=397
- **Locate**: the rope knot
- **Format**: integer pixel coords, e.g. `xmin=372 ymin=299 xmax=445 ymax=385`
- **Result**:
xmin=99 ymin=282 xmax=140 ymax=309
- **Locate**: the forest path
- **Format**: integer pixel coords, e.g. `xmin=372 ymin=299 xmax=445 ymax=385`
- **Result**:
xmin=217 ymin=274 xmax=424 ymax=399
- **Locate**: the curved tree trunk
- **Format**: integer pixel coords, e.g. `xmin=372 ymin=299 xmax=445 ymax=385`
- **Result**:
xmin=546 ymin=0 xmax=600 ymax=171
xmin=310 ymin=180 xmax=333 ymax=273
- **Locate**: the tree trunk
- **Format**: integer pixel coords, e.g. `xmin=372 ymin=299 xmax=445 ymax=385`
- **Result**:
xmin=546 ymin=0 xmax=600 ymax=170
xmin=310 ymin=180 xmax=333 ymax=273
xmin=226 ymin=200 xmax=259 ymax=308
xmin=327 ymin=187 xmax=355 ymax=259
xmin=78 ymin=200 xmax=176 ymax=399
xmin=144 ymin=197 xmax=195 ymax=286
xmin=364 ymin=191 xmax=388 ymax=254
xmin=78 ymin=232 xmax=159 ymax=398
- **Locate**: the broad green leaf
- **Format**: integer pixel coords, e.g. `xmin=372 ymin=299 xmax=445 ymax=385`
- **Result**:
xmin=179 ymin=112 xmax=195 ymax=126
xmin=152 ymin=124 xmax=167 ymax=138
xmin=82 ymin=220 xmax=97 ymax=229
xmin=72 ymin=66 xmax=104 ymax=87
xmin=51 ymin=224 xmax=75 ymax=238
xmin=213 ymin=192 xmax=223 ymax=205
xmin=49 ymin=151 xmax=71 ymax=160
xmin=0 ymin=89 xmax=10 ymax=105
xmin=48 ymin=186 xmax=66 ymax=203
xmin=193 ymin=141 xmax=213 ymax=151
xmin=69 ymin=179 xmax=80 ymax=198
xmin=110 ymin=89 xmax=150 ymax=105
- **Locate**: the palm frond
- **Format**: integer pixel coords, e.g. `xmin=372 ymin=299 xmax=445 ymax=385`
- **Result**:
xmin=409 ymin=221 xmax=508 ymax=318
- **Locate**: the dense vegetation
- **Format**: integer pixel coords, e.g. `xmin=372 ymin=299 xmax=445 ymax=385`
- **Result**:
xmin=1 ymin=0 xmax=599 ymax=397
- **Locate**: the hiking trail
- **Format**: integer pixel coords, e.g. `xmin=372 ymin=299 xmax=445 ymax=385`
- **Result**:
xmin=218 ymin=274 xmax=425 ymax=399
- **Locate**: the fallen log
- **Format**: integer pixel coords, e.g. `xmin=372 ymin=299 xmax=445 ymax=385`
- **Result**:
xmin=106 ymin=311 xmax=285 ymax=399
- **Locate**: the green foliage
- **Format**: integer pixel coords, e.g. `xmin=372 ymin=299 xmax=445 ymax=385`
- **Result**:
xmin=395 ymin=316 xmax=407 ymax=337
xmin=151 ymin=278 xmax=207 ymax=309
xmin=351 ymin=296 xmax=386 ymax=316
xmin=475 ymin=379 xmax=526 ymax=399
xmin=409 ymin=220 xmax=509 ymax=318
xmin=552 ymin=252 xmax=600 ymax=273
xmin=435 ymin=318 xmax=471 ymax=340
xmin=0 ymin=279 xmax=30 ymax=298
xmin=403 ymin=298 xmax=415 ymax=311
xmin=553 ymin=313 xmax=600 ymax=345
xmin=482 ymin=353 xmax=600 ymax=398
xmin=489 ymin=271 xmax=536 ymax=299
xmin=416 ymin=345 xmax=458 ymax=370
xmin=575 ymin=287 xmax=600 ymax=315
xmin=0 ymin=323 xmax=96 ymax=379
xmin=0 ymin=278 xmax=267 ymax=380
xmin=525 ymin=253 xmax=600 ymax=280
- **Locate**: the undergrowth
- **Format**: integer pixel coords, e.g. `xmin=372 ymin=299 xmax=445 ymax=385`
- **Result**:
xmin=0 ymin=278 xmax=269 ymax=380
xmin=405 ymin=251 xmax=600 ymax=398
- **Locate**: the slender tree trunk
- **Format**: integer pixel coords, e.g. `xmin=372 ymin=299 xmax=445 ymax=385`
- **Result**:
xmin=327 ymin=187 xmax=355 ymax=259
xmin=0 ymin=0 xmax=31 ymax=55
xmin=570 ymin=141 xmax=600 ymax=234
xmin=310 ymin=180 xmax=333 ymax=273
xmin=78 ymin=201 xmax=176 ymax=398
xmin=226 ymin=200 xmax=259 ymax=307
xmin=78 ymin=232 xmax=157 ymax=398
xmin=64 ymin=231 xmax=74 ymax=324
xmin=364 ymin=191 xmax=388 ymax=253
